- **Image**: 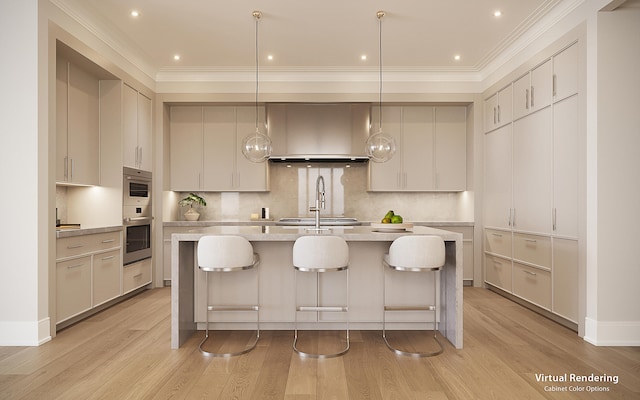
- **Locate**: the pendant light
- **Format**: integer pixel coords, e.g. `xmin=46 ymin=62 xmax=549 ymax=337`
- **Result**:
xmin=365 ymin=10 xmax=396 ymax=163
xmin=242 ymin=10 xmax=272 ymax=162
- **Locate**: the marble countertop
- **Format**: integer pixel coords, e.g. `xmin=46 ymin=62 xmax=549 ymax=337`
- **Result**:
xmin=163 ymin=220 xmax=474 ymax=228
xmin=56 ymin=225 xmax=122 ymax=239
xmin=169 ymin=225 xmax=462 ymax=242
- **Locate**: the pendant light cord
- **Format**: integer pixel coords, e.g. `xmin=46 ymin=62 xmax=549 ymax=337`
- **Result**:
xmin=254 ymin=11 xmax=261 ymax=132
xmin=378 ymin=11 xmax=384 ymax=131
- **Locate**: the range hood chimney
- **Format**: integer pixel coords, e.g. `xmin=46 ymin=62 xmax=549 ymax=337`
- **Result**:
xmin=267 ymin=103 xmax=371 ymax=162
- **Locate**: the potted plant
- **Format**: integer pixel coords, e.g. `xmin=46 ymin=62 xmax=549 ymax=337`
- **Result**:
xmin=179 ymin=192 xmax=207 ymax=221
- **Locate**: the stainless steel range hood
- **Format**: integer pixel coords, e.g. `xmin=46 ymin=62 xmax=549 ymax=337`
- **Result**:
xmin=267 ymin=103 xmax=371 ymax=162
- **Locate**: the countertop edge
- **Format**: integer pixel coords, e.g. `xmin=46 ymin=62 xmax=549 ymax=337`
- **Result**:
xmin=56 ymin=225 xmax=123 ymax=238
xmin=163 ymin=220 xmax=474 ymax=227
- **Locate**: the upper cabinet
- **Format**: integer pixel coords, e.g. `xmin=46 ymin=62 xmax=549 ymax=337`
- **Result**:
xmin=484 ymin=84 xmax=512 ymax=133
xmin=368 ymin=105 xmax=466 ymax=192
xmin=56 ymin=58 xmax=100 ymax=185
xmin=170 ymin=105 xmax=269 ymax=192
xmin=513 ymin=59 xmax=552 ymax=121
xmin=552 ymin=42 xmax=579 ymax=102
xmin=123 ymin=84 xmax=152 ymax=171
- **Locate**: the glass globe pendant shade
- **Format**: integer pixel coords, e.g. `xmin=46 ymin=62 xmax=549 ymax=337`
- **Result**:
xmin=365 ymin=130 xmax=396 ymax=163
xmin=242 ymin=128 xmax=272 ymax=162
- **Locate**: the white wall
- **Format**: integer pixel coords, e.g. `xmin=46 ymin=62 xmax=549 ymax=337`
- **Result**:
xmin=0 ymin=0 xmax=51 ymax=345
xmin=585 ymin=1 xmax=640 ymax=345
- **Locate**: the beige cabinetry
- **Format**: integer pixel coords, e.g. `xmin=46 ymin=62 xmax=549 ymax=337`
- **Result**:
xmin=483 ymin=39 xmax=582 ymax=328
xmin=483 ymin=124 xmax=512 ymax=229
xmin=484 ymin=84 xmax=513 ymax=132
xmin=369 ymin=105 xmax=466 ymax=191
xmin=170 ymin=105 xmax=268 ymax=192
xmin=123 ymin=83 xmax=152 ymax=171
xmin=56 ymin=57 xmax=99 ymax=185
xmin=512 ymin=108 xmax=552 ymax=233
xmin=55 ymin=231 xmax=122 ymax=324
xmin=123 ymin=258 xmax=152 ymax=294
xmin=513 ymin=59 xmax=552 ymax=120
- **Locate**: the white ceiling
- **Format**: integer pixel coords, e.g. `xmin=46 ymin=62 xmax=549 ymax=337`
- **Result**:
xmin=54 ymin=0 xmax=567 ymax=80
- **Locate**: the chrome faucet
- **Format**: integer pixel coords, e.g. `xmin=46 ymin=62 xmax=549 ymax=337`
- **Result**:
xmin=309 ymin=175 xmax=325 ymax=230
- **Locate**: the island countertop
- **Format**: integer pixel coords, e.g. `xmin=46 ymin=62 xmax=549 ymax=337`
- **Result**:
xmin=171 ymin=225 xmax=463 ymax=349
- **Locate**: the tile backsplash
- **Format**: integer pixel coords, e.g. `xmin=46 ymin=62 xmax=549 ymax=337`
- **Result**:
xmin=172 ymin=163 xmax=473 ymax=222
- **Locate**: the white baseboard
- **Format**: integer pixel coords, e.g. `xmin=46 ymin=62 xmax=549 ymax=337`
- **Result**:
xmin=0 ymin=318 xmax=52 ymax=346
xmin=584 ymin=317 xmax=640 ymax=346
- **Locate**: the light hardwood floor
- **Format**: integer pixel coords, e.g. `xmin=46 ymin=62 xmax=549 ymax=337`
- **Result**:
xmin=1 ymin=287 xmax=638 ymax=399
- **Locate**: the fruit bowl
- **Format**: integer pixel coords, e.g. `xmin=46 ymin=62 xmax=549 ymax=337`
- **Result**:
xmin=370 ymin=222 xmax=414 ymax=232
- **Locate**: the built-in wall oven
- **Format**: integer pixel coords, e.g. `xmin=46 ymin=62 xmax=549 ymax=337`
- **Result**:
xmin=123 ymin=167 xmax=152 ymax=265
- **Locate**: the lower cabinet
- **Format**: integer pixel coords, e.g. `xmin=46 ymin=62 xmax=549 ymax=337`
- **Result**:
xmin=512 ymin=262 xmax=551 ymax=310
xmin=56 ymin=256 xmax=92 ymax=323
xmin=56 ymin=230 xmax=145 ymax=326
xmin=123 ymin=258 xmax=152 ymax=294
xmin=93 ymin=249 xmax=121 ymax=307
xmin=483 ymin=228 xmax=578 ymax=326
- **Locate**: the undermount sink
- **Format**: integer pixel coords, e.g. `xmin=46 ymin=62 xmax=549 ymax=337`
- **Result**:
xmin=276 ymin=217 xmax=361 ymax=226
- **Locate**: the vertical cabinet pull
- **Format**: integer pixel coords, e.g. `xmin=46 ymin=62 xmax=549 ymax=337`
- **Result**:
xmin=497 ymin=105 xmax=501 ymax=123
xmin=552 ymin=74 xmax=557 ymax=97
xmin=531 ymin=86 xmax=535 ymax=108
xmin=525 ymin=89 xmax=530 ymax=110
xmin=552 ymin=208 xmax=557 ymax=231
xmin=493 ymin=107 xmax=497 ymax=124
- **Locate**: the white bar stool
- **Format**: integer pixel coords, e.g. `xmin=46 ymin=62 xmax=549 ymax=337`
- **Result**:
xmin=197 ymin=235 xmax=260 ymax=357
xmin=382 ymin=235 xmax=445 ymax=357
xmin=293 ymin=235 xmax=350 ymax=358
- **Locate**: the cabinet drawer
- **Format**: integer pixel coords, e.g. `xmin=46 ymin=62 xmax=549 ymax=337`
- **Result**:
xmin=93 ymin=249 xmax=122 ymax=306
xmin=513 ymin=233 xmax=551 ymax=268
xmin=56 ymin=256 xmax=92 ymax=323
xmin=513 ymin=262 xmax=551 ymax=310
xmin=57 ymin=231 xmax=121 ymax=259
xmin=484 ymin=254 xmax=512 ymax=292
xmin=123 ymin=258 xmax=152 ymax=294
xmin=484 ymin=229 xmax=511 ymax=258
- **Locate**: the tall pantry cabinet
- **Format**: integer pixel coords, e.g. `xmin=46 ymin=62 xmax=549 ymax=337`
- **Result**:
xmin=483 ymin=41 xmax=581 ymax=327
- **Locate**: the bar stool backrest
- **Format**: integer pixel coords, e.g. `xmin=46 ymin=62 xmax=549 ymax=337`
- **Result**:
xmin=198 ymin=235 xmax=255 ymax=270
xmin=388 ymin=235 xmax=445 ymax=269
xmin=293 ymin=236 xmax=349 ymax=270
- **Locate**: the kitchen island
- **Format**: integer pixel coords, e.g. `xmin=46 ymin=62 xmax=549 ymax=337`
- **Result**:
xmin=171 ymin=225 xmax=463 ymax=349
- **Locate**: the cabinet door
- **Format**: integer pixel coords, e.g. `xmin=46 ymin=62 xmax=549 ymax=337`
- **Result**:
xmin=434 ymin=106 xmax=466 ymax=191
xmin=203 ymin=106 xmax=236 ymax=190
xmin=513 ymin=108 xmax=552 ymax=233
xmin=484 ymin=93 xmax=498 ymax=132
xmin=485 ymin=254 xmax=512 ymax=291
xmin=552 ymin=238 xmax=578 ymax=322
xmin=235 ymin=106 xmax=268 ymax=191
xmin=137 ymin=93 xmax=152 ymax=171
xmin=403 ymin=106 xmax=434 ymax=190
xmin=123 ymin=258 xmax=152 ymax=294
xmin=57 ymin=256 xmax=92 ymax=323
xmin=93 ymin=249 xmax=121 ymax=306
xmin=123 ymin=84 xmax=138 ymax=169
xmin=512 ymin=73 xmax=530 ymax=121
xmin=170 ymin=106 xmax=203 ymax=191
xmin=368 ymin=106 xmax=402 ymax=191
xmin=67 ymin=62 xmax=99 ymax=185
xmin=553 ymin=95 xmax=579 ymax=238
xmin=56 ymin=58 xmax=69 ymax=182
xmin=553 ymin=43 xmax=579 ymax=102
xmin=530 ymin=59 xmax=552 ymax=112
xmin=496 ymin=84 xmax=513 ymax=127
xmin=483 ymin=124 xmax=512 ymax=229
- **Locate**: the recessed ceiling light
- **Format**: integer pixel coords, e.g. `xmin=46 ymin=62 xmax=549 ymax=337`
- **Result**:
xmin=173 ymin=54 xmax=181 ymax=61
xmin=493 ymin=10 xmax=502 ymax=17
xmin=130 ymin=10 xmax=140 ymax=17
xmin=361 ymin=55 xmax=367 ymax=61
xmin=267 ymin=55 xmax=273 ymax=61
xmin=454 ymin=54 xmax=461 ymax=61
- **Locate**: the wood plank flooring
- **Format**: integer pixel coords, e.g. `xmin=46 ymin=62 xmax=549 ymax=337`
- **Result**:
xmin=1 ymin=287 xmax=638 ymax=399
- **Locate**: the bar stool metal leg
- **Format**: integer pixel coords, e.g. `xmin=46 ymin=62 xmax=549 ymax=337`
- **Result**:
xmin=382 ymin=264 xmax=443 ymax=358
xmin=293 ymin=268 xmax=350 ymax=359
xmin=199 ymin=268 xmax=260 ymax=357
